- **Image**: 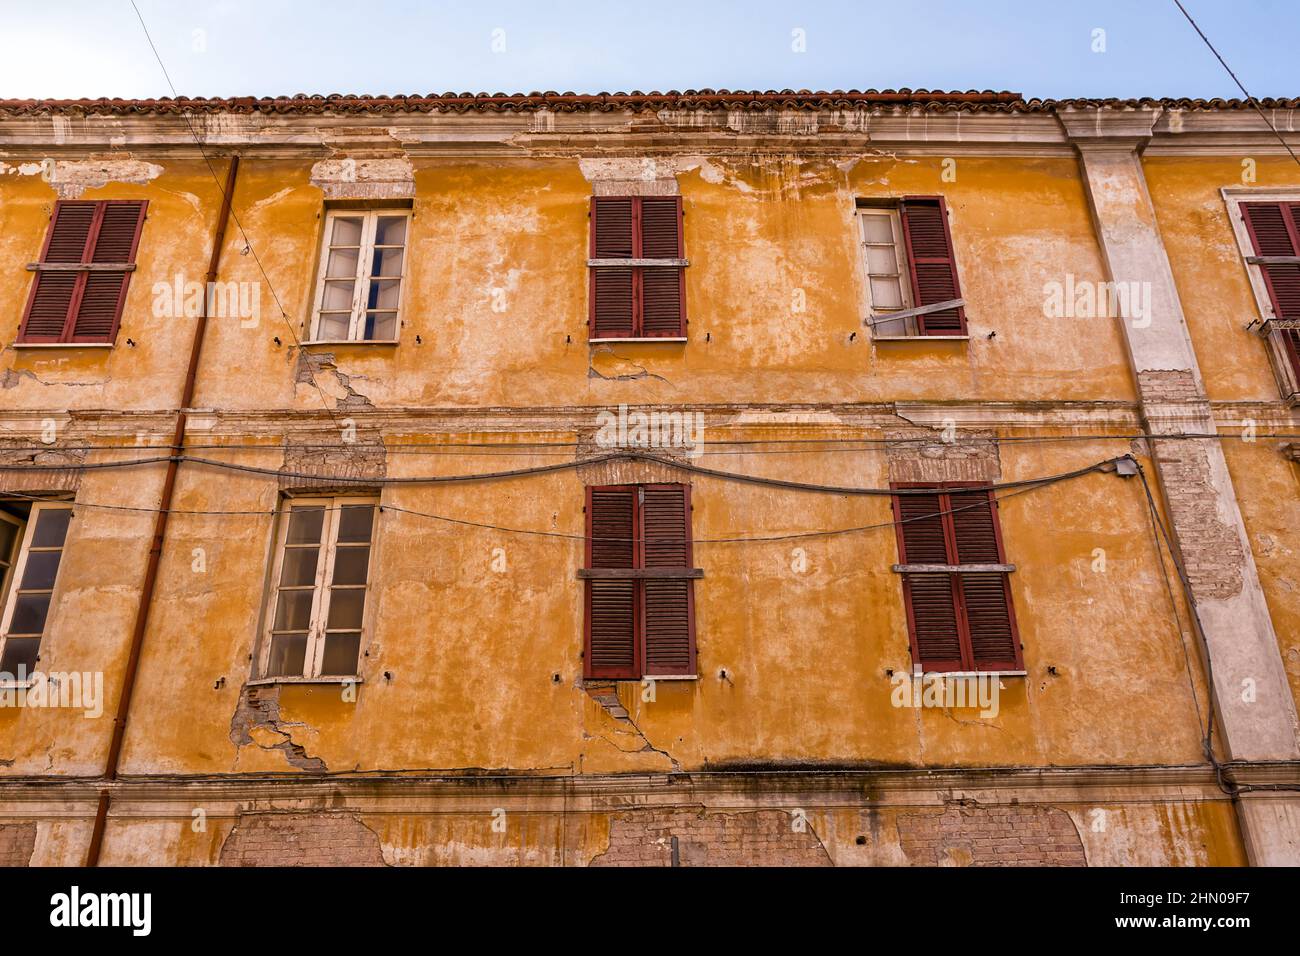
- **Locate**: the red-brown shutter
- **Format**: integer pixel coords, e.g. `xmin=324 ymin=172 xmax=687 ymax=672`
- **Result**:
xmin=900 ymin=197 xmax=966 ymax=336
xmin=894 ymin=490 xmax=964 ymax=671
xmin=585 ymin=486 xmax=639 ymax=679
xmin=1242 ymin=202 xmax=1300 ymax=385
xmin=639 ymin=197 xmax=686 ymax=337
xmin=588 ymin=196 xmax=685 ymax=339
xmin=892 ymin=484 xmax=1020 ymax=672
xmin=590 ymin=197 xmax=635 ymax=339
xmin=640 ymin=484 xmax=696 ymax=676
xmin=18 ymin=200 xmax=146 ymax=344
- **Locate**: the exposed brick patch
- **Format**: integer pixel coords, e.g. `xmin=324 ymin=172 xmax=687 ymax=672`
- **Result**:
xmin=281 ymin=434 xmax=385 ymax=492
xmin=1150 ymin=438 xmax=1244 ymax=600
xmin=0 ymin=440 xmax=85 ymax=494
xmin=0 ymin=823 xmax=36 ymax=867
xmin=1136 ymin=368 xmax=1203 ymax=406
xmin=590 ymin=809 xmax=831 ymax=867
xmin=219 ymin=812 xmax=386 ymax=867
xmin=229 ymin=684 xmax=327 ymax=772
xmin=885 ymin=428 xmax=1000 ymax=483
xmin=293 ymin=349 xmax=374 ymax=408
xmin=897 ymin=803 xmax=1085 ymax=866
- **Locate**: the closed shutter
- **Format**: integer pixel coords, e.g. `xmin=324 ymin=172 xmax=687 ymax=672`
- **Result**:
xmin=18 ymin=200 xmax=146 ymax=344
xmin=895 ymin=490 xmax=964 ymax=672
xmin=640 ymin=484 xmax=695 ymax=676
xmin=893 ymin=484 xmax=1021 ymax=672
xmin=589 ymin=196 xmax=685 ymax=339
xmin=900 ymin=197 xmax=966 ymax=335
xmin=1242 ymin=202 xmax=1300 ymax=384
xmin=585 ymin=486 xmax=639 ymax=679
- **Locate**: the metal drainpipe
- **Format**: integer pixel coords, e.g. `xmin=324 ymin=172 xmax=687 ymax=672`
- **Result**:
xmin=85 ymin=155 xmax=240 ymax=866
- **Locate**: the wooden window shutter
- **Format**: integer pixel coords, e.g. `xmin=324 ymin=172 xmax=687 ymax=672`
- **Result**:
xmin=892 ymin=484 xmax=1021 ymax=672
xmin=584 ymin=486 xmax=639 ymax=679
xmin=590 ymin=198 xmax=635 ymax=339
xmin=638 ymin=197 xmax=686 ymax=337
xmin=1242 ymin=202 xmax=1300 ymax=384
xmin=900 ymin=196 xmax=966 ymax=335
xmin=19 ymin=200 xmax=146 ymax=344
xmin=588 ymin=196 xmax=685 ymax=339
xmin=640 ymin=484 xmax=696 ymax=676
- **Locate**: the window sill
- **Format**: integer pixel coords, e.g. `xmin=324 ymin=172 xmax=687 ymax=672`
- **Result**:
xmin=246 ymin=676 xmax=362 ymax=686
xmin=644 ymin=674 xmax=698 ymax=681
xmin=589 ymin=337 xmax=687 ymax=344
xmin=10 ymin=341 xmax=115 ymax=349
xmin=908 ymin=670 xmax=1027 ymax=678
xmin=300 ymin=340 xmax=399 ymax=347
xmin=893 ymin=563 xmax=1015 ymax=574
xmin=872 ymin=335 xmax=969 ymax=342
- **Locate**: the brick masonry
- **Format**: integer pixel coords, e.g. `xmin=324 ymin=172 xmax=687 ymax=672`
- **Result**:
xmin=219 ymin=811 xmax=386 ymax=866
xmin=0 ymin=823 xmax=36 ymax=867
xmin=590 ymin=808 xmax=832 ymax=866
xmin=896 ymin=803 xmax=1085 ymax=866
xmin=885 ymin=428 xmax=1000 ymax=484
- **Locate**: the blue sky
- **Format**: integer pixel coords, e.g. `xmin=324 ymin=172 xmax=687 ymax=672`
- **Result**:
xmin=0 ymin=1 xmax=1294 ymax=100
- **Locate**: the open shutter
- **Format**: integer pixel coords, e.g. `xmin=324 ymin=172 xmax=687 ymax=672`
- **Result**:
xmin=949 ymin=489 xmax=1020 ymax=670
xmin=639 ymin=197 xmax=686 ymax=337
xmin=585 ymin=486 xmax=639 ymax=679
xmin=640 ymin=484 xmax=695 ymax=676
xmin=1242 ymin=202 xmax=1300 ymax=384
xmin=590 ymin=198 xmax=635 ymax=339
xmin=900 ymin=197 xmax=966 ymax=335
xmin=18 ymin=200 xmax=145 ymax=344
xmin=894 ymin=490 xmax=964 ymax=672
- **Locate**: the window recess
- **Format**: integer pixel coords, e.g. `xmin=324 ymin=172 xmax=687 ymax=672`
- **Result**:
xmin=309 ymin=210 xmax=410 ymax=343
xmin=259 ymin=497 xmax=377 ymax=680
xmin=1239 ymin=200 xmax=1300 ymax=400
xmin=0 ymin=502 xmax=73 ymax=678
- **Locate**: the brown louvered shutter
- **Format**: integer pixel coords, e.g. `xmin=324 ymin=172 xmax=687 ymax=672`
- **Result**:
xmin=900 ymin=197 xmax=966 ymax=335
xmin=894 ymin=490 xmax=964 ymax=672
xmin=1242 ymin=202 xmax=1300 ymax=385
xmin=585 ymin=486 xmax=639 ymax=679
xmin=590 ymin=198 xmax=635 ymax=339
xmin=640 ymin=484 xmax=696 ymax=676
xmin=589 ymin=196 xmax=685 ymax=339
xmin=638 ymin=197 xmax=686 ymax=337
xmin=18 ymin=200 xmax=146 ymax=344
xmin=892 ymin=484 xmax=1020 ymax=672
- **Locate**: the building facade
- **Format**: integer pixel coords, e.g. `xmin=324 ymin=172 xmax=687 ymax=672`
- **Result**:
xmin=0 ymin=89 xmax=1297 ymax=866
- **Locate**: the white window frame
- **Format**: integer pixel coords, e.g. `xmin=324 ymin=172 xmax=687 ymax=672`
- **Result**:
xmin=1221 ymin=187 xmax=1300 ymax=402
xmin=857 ymin=204 xmax=917 ymax=338
xmin=257 ymin=495 xmax=378 ymax=681
xmin=0 ymin=502 xmax=72 ymax=683
xmin=308 ymin=209 xmax=411 ymax=344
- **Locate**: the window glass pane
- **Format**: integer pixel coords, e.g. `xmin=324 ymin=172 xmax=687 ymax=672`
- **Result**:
xmin=331 ymin=217 xmax=363 ymax=246
xmin=31 ymin=508 xmax=72 ymax=548
xmin=870 ymin=277 xmax=904 ymax=309
xmin=326 ymin=589 xmax=365 ymax=630
xmin=9 ymin=594 xmax=51 ymax=635
xmin=861 ymin=213 xmax=894 ymax=243
xmin=370 ymin=247 xmax=404 ymax=277
xmin=279 ymin=547 xmax=319 ymax=587
xmin=866 ymin=245 xmax=898 ymax=275
xmin=374 ymin=216 xmax=406 ymax=246
xmin=19 ymin=551 xmax=61 ymax=590
xmin=332 ymin=547 xmax=370 ymax=585
xmin=272 ymin=589 xmax=314 ymax=631
xmin=321 ymin=280 xmax=355 ymax=311
xmin=873 ymin=314 xmax=909 ymax=337
xmin=286 ymin=507 xmax=324 ymax=545
xmin=266 ymin=633 xmax=308 ymax=677
xmin=320 ymin=632 xmax=361 ymax=675
xmin=0 ymin=637 xmax=39 ymax=675
xmin=0 ymin=521 xmax=17 ymax=560
xmin=337 ymin=506 xmax=374 ymax=543
xmin=326 ymin=248 xmax=360 ymax=278
xmin=367 ymin=279 xmax=401 ymax=310
xmin=365 ymin=313 xmax=398 ymax=340
xmin=316 ymin=314 xmax=351 ymax=339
